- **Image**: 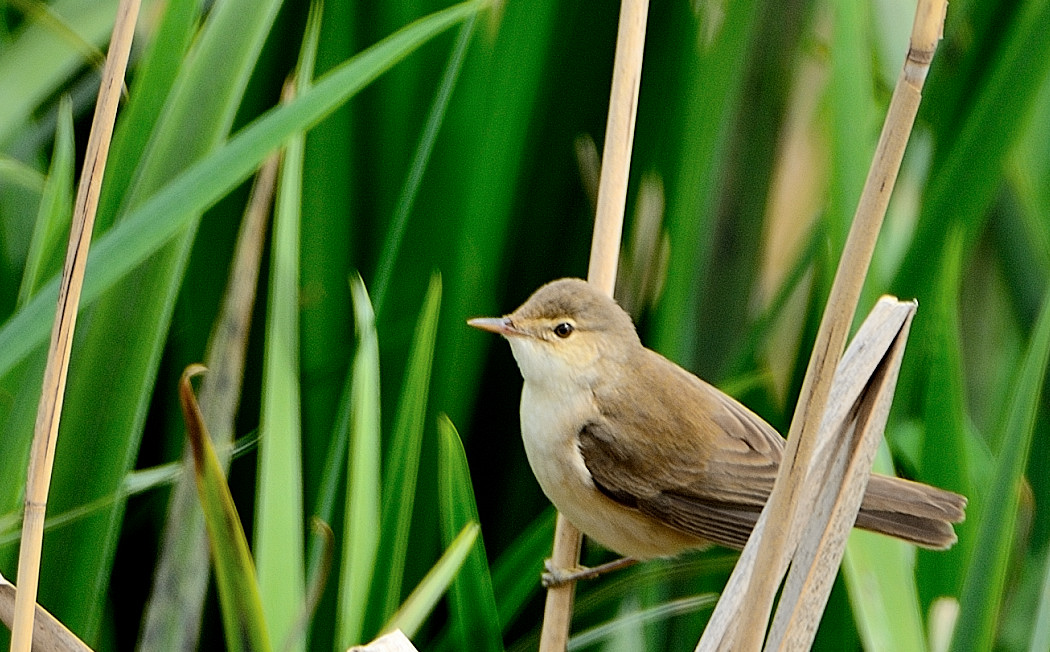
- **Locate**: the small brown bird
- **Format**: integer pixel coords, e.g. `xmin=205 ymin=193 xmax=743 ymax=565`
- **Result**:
xmin=469 ymin=278 xmax=966 ymax=567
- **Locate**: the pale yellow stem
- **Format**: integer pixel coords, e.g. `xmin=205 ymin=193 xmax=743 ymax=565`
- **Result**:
xmin=540 ymin=0 xmax=650 ymax=650
xmin=10 ymin=1 xmax=142 ymax=650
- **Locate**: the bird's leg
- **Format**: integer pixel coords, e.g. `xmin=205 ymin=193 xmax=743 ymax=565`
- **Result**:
xmin=541 ymin=556 xmax=638 ymax=588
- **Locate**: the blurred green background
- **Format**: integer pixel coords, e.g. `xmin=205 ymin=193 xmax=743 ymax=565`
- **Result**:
xmin=1 ymin=0 xmax=1049 ymax=650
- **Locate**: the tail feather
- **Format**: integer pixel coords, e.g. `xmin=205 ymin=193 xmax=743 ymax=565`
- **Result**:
xmin=856 ymin=473 xmax=967 ymax=549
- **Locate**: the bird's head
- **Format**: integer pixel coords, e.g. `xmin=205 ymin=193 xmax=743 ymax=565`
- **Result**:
xmin=468 ymin=278 xmax=640 ymax=389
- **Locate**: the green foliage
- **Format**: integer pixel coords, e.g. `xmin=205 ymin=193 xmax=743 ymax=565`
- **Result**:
xmin=0 ymin=0 xmax=1048 ymax=649
xmin=179 ymin=367 xmax=272 ymax=652
xmin=951 ymin=286 xmax=1050 ymax=651
xmin=437 ymin=415 xmax=502 ymax=652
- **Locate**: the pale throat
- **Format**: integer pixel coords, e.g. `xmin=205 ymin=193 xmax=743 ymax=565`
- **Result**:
xmin=506 ymin=335 xmax=600 ymax=390
xmin=508 ymin=335 xmax=601 ymax=456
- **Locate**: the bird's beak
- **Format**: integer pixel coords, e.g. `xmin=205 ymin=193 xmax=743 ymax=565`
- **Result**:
xmin=467 ymin=316 xmax=519 ymax=337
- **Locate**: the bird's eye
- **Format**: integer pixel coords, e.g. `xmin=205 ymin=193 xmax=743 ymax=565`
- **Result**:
xmin=553 ymin=322 xmax=574 ymax=338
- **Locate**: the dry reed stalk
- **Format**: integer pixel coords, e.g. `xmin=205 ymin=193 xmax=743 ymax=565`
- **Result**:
xmin=538 ymin=0 xmax=650 ymax=650
xmin=695 ymin=300 xmax=919 ymax=651
xmin=767 ymin=298 xmax=916 ymax=648
xmin=697 ymin=0 xmax=948 ymax=649
xmin=10 ymin=1 xmax=142 ymax=650
xmin=585 ymin=0 xmax=649 ymax=293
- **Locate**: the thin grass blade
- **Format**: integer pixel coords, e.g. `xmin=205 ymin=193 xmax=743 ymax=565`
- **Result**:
xmin=436 ymin=414 xmax=502 ymax=652
xmin=843 ymin=445 xmax=928 ymax=652
xmin=369 ymin=273 xmax=442 ymax=630
xmin=17 ymin=96 xmax=73 ymax=306
xmin=179 ymin=366 xmax=271 ymax=652
xmin=951 ymin=286 xmax=1050 ymax=651
xmin=382 ymin=522 xmax=479 ymax=640
xmin=253 ymin=11 xmax=324 ymax=650
xmin=916 ymin=228 xmax=976 ymax=606
xmin=255 ymin=99 xmax=311 ymax=652
xmin=337 ymin=274 xmax=382 ymax=649
xmin=371 ymin=11 xmax=476 ymax=312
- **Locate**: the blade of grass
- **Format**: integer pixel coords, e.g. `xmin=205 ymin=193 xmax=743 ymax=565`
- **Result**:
xmin=371 ymin=12 xmax=476 ymax=313
xmin=916 ymin=227 xmax=975 ymax=605
xmin=0 ymin=157 xmax=45 ymax=193
xmin=843 ymin=445 xmax=927 ymax=652
xmin=437 ymin=415 xmax=502 ymax=651
xmin=179 ymin=365 xmax=271 ymax=652
xmin=381 ymin=522 xmax=480 ymax=640
xmin=253 ymin=10 xmax=323 ymax=650
xmin=368 ymin=274 xmax=442 ymax=631
xmin=950 ymin=285 xmax=1050 ymax=651
xmin=17 ymin=96 xmax=73 ymax=307
xmin=431 ymin=507 xmax=556 ymax=652
xmin=255 ymin=110 xmax=308 ymax=652
xmin=336 ymin=274 xmax=382 ymax=650
xmin=5 ymin=0 xmax=108 ymax=73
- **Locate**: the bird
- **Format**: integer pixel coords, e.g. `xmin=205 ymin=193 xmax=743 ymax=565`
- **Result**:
xmin=468 ymin=278 xmax=966 ymax=581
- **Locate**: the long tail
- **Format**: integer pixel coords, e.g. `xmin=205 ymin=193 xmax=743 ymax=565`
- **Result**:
xmin=856 ymin=474 xmax=967 ymax=549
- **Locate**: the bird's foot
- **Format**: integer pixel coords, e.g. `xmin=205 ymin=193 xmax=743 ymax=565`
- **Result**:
xmin=541 ymin=557 xmax=638 ymax=588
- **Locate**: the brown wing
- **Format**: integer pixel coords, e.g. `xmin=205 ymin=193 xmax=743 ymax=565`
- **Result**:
xmin=579 ymin=348 xmax=785 ymax=550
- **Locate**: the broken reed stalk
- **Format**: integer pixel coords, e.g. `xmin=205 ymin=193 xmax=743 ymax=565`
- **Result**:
xmin=695 ymin=301 xmax=920 ymax=651
xmin=10 ymin=1 xmax=142 ymax=650
xmin=767 ymin=299 xmax=916 ymax=649
xmin=538 ymin=0 xmax=650 ymax=650
xmin=713 ymin=0 xmax=947 ymax=649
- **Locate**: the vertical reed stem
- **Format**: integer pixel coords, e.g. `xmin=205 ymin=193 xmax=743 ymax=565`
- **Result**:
xmin=721 ymin=1 xmax=946 ymax=649
xmin=10 ymin=2 xmax=141 ymax=650
xmin=539 ymin=1 xmax=650 ymax=650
